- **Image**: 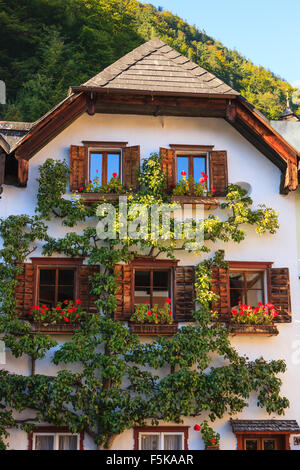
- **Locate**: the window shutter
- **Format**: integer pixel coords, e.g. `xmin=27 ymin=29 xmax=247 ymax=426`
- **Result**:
xmin=115 ymin=265 xmax=133 ymax=320
xmin=15 ymin=263 xmax=34 ymax=316
xmin=174 ymin=266 xmax=195 ymax=322
xmin=211 ymin=266 xmax=230 ymax=321
xmin=160 ymin=148 xmax=175 ymax=189
xmin=70 ymin=145 xmax=88 ymax=191
xmin=209 ymin=150 xmax=228 ymax=196
xmin=122 ymin=146 xmax=140 ymax=189
xmin=79 ymin=265 xmax=99 ymax=314
xmin=268 ymin=268 xmax=291 ymax=323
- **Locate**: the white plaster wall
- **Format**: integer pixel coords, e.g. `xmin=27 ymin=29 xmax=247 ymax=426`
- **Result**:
xmin=1 ymin=113 xmax=300 ymax=450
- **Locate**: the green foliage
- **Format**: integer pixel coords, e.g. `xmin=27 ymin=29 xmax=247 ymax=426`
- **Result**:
xmin=200 ymin=421 xmax=220 ymax=447
xmin=0 ymin=0 xmax=298 ymax=122
xmin=84 ymin=176 xmax=124 ymax=194
xmin=0 ymin=157 xmax=288 ymax=449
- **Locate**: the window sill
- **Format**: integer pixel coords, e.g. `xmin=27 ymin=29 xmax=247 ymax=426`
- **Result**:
xmin=229 ymin=323 xmax=279 ymax=336
xmin=129 ymin=323 xmax=178 ymax=336
xmin=205 ymin=445 xmax=220 ymax=450
xmin=170 ymin=195 xmax=219 ymax=209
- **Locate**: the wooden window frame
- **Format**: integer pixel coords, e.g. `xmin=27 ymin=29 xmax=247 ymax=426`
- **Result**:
xmin=131 ymin=259 xmax=178 ymax=312
xmin=134 ymin=268 xmax=172 ymax=310
xmin=28 ymin=426 xmax=84 ymax=451
xmin=82 ymin=141 xmax=127 ymax=187
xmin=89 ymin=150 xmax=122 ymax=186
xmin=134 ymin=427 xmax=189 ymax=450
xmin=31 ymin=258 xmax=84 ymax=306
xmin=235 ymin=432 xmax=292 ymax=451
xmin=175 ymin=153 xmax=208 ymax=184
xmin=228 ymin=261 xmax=273 ymax=310
xmin=229 ymin=270 xmax=265 ymax=307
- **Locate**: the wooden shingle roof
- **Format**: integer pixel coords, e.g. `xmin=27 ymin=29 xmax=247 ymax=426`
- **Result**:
xmin=82 ymin=38 xmax=239 ymax=96
xmin=230 ymin=420 xmax=300 ymax=433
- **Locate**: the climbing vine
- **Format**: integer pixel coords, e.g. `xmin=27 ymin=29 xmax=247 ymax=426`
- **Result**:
xmin=0 ymin=154 xmax=288 ymax=450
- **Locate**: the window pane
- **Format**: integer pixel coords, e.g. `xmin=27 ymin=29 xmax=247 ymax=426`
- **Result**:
xmin=247 ymin=290 xmax=264 ymax=306
xmin=58 ymin=435 xmax=78 ymax=450
xmin=90 ymin=153 xmax=102 ymax=184
xmin=230 ymin=272 xmax=244 ymax=289
xmin=177 ymin=156 xmax=189 ymax=182
xmin=35 ymin=435 xmax=54 ymax=450
xmin=141 ymin=434 xmax=159 ymax=450
xmin=135 ymin=271 xmax=151 ymax=305
xmin=57 ymin=285 xmax=75 ymax=303
xmin=246 ymin=273 xmax=263 ymax=290
xmin=39 ymin=285 xmax=56 ymax=308
xmin=164 ymin=435 xmax=182 ymax=450
xmin=263 ymin=439 xmax=276 ymax=450
xmin=40 ymin=269 xmax=56 ymax=285
xmin=193 ymin=156 xmax=206 ymax=183
xmin=153 ymin=271 xmax=170 ymax=307
xmin=58 ymin=269 xmax=75 ymax=286
xmin=245 ymin=439 xmax=258 ymax=450
xmin=107 ymin=153 xmax=120 ymax=181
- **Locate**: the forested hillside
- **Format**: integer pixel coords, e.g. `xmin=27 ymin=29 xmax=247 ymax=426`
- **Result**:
xmin=0 ymin=0 xmax=298 ymax=122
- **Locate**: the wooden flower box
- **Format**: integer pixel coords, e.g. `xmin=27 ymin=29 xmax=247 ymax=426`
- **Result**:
xmin=81 ymin=193 xmax=127 ymax=205
xmin=205 ymin=445 xmax=220 ymax=450
xmin=170 ymin=196 xmax=219 ymax=209
xmin=129 ymin=323 xmax=178 ymax=336
xmin=229 ymin=323 xmax=279 ymax=336
xmin=31 ymin=322 xmax=81 ymax=334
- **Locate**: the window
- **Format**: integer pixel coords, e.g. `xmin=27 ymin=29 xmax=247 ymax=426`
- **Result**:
xmin=89 ymin=151 xmax=121 ymax=184
xmin=134 ymin=427 xmax=188 ymax=450
xmin=229 ymin=270 xmax=265 ymax=309
xmin=32 ymin=433 xmax=80 ymax=450
xmin=38 ymin=267 xmax=76 ymax=308
xmin=134 ymin=269 xmax=171 ymax=308
xmin=243 ymin=436 xmax=283 ymax=450
xmin=176 ymin=154 xmax=208 ymax=185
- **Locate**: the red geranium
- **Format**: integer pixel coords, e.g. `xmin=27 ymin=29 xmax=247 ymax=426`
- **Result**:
xmin=232 ymin=309 xmax=238 ymax=315
xmin=75 ymin=299 xmax=82 ymax=305
xmin=194 ymin=425 xmax=201 ymax=431
xmin=211 ymin=438 xmax=216 ymax=444
xmin=64 ymin=318 xmax=70 ymax=323
xmin=147 ymin=312 xmax=152 ymax=316
xmin=211 ymin=188 xmax=216 ymax=193
xmin=166 ymin=298 xmax=171 ymax=304
xmin=112 ymin=173 xmax=118 ymax=178
xmin=56 ymin=306 xmax=61 ymax=311
xmin=181 ymin=170 xmax=187 ymax=176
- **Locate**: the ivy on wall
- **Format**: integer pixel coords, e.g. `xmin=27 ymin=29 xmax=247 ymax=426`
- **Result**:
xmin=0 ymin=155 xmax=288 ymax=449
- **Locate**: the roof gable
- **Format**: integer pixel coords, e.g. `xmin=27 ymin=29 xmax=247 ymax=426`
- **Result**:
xmin=83 ymin=38 xmax=239 ymax=96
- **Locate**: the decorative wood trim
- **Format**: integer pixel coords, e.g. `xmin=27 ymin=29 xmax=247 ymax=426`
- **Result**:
xmin=170 ymin=144 xmax=214 ymax=152
xmin=130 ymin=258 xmax=179 ymax=267
xmin=0 ymin=152 xmax=5 ymax=196
xmin=28 ymin=426 xmax=84 ymax=450
xmin=82 ymin=141 xmax=128 ymax=148
xmin=30 ymin=257 xmax=84 ymax=265
xmin=170 ymin=195 xmax=219 ymax=209
xmin=18 ymin=159 xmax=29 ymax=187
xmin=229 ymin=261 xmax=274 ymax=270
xmin=134 ymin=426 xmax=189 ymax=450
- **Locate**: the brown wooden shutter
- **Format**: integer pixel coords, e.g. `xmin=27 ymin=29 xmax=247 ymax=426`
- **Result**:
xmin=70 ymin=145 xmax=88 ymax=191
xmin=209 ymin=150 xmax=228 ymax=196
xmin=174 ymin=266 xmax=195 ymax=322
xmin=122 ymin=146 xmax=140 ymax=189
xmin=15 ymin=263 xmax=34 ymax=316
xmin=79 ymin=265 xmax=99 ymax=314
xmin=115 ymin=265 xmax=133 ymax=320
xmin=268 ymin=268 xmax=291 ymax=323
xmin=211 ymin=266 xmax=230 ymax=321
xmin=160 ymin=148 xmax=175 ymax=189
